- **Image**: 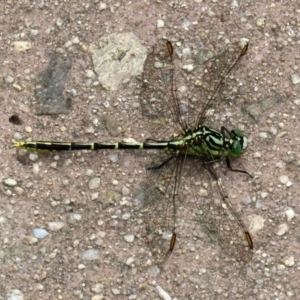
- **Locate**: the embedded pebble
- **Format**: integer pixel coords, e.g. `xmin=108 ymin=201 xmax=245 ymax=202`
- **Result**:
xmin=48 ymin=221 xmax=65 ymax=231
xmin=279 ymin=175 xmax=289 ymax=184
xmin=56 ymin=17 xmax=64 ymax=26
xmin=122 ymin=213 xmax=131 ymax=220
xmin=284 ymin=256 xmax=295 ymax=267
xmin=249 ymin=215 xmax=265 ymax=233
xmin=122 ymin=186 xmax=130 ymax=196
xmin=29 ymin=153 xmax=39 ymax=162
xmin=91 ymin=295 xmax=104 ymax=300
xmin=112 ymin=288 xmax=120 ymax=295
xmin=24 ymin=235 xmax=38 ymax=245
xmin=88 ymin=177 xmax=101 ymax=190
xmin=108 ymin=154 xmax=118 ymax=162
xmin=259 ymin=132 xmax=268 ymax=138
xmin=33 ymin=228 xmax=49 ymax=239
xmin=253 ymin=152 xmax=261 ymax=158
xmin=78 ymin=264 xmax=85 ymax=269
xmin=6 ymin=289 xmax=25 ymax=300
xmin=256 ymin=17 xmax=266 ymax=27
xmin=12 ymin=41 xmax=32 ymax=52
xmin=182 ymin=48 xmax=191 ymax=59
xmin=32 ymin=163 xmax=40 ymax=176
xmin=13 ymin=132 xmax=22 ymax=140
xmin=91 ymin=283 xmax=104 ymax=293
xmin=157 ymin=19 xmax=164 ymax=28
xmin=293 ymin=98 xmax=300 ymax=105
xmin=285 ymin=208 xmax=295 ymax=221
xmin=276 ymin=161 xmax=285 ymax=169
xmin=5 ymin=75 xmax=14 ymax=83
xmin=274 ymin=223 xmax=288 ymax=236
xmin=126 ymin=256 xmax=135 ymax=266
xmin=82 ymin=249 xmax=100 ymax=260
xmin=97 ymin=219 xmax=104 ymax=226
xmin=155 ymin=285 xmax=171 ymax=300
xmin=86 ymin=70 xmax=94 ymax=78
xmin=291 ymin=74 xmax=300 ymax=85
xmin=182 ymin=64 xmax=195 ymax=72
xmin=278 ymin=175 xmax=292 ymax=186
xmin=0 ymin=216 xmax=7 ymax=224
xmin=3 ymin=178 xmax=17 ymax=186
xmin=260 ymin=191 xmax=268 ymax=199
xmin=124 ymin=234 xmax=134 ymax=243
xmin=241 ymin=196 xmax=251 ymax=205
xmin=68 ymin=214 xmax=82 ymax=224
xmin=99 ymin=2 xmax=107 ymax=10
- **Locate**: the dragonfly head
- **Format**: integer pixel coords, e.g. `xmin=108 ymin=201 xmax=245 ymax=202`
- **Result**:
xmin=229 ymin=129 xmax=248 ymax=157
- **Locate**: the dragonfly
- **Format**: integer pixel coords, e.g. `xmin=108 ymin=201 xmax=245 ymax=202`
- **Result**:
xmin=14 ymin=39 xmax=253 ymax=266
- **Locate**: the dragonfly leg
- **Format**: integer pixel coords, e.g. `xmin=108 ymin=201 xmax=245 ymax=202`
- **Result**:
xmin=226 ymin=157 xmax=253 ymax=178
xmin=146 ymin=155 xmax=176 ymax=170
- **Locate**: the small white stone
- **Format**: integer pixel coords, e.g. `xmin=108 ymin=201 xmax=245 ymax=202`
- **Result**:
xmin=122 ymin=186 xmax=130 ymax=196
xmin=86 ymin=70 xmax=94 ymax=78
xmin=78 ymin=264 xmax=85 ymax=269
xmin=276 ymin=161 xmax=285 ymax=169
xmin=99 ymin=2 xmax=107 ymax=10
xmin=274 ymin=223 xmax=288 ymax=236
xmin=122 ymin=213 xmax=131 ymax=220
xmin=126 ymin=256 xmax=135 ymax=266
xmin=48 ymin=221 xmax=64 ymax=231
xmin=259 ymin=132 xmax=268 ymax=138
xmin=112 ymin=288 xmax=120 ymax=295
xmin=3 ymin=178 xmax=17 ymax=186
xmin=32 ymin=163 xmax=40 ymax=176
xmin=286 ymin=181 xmax=292 ymax=187
xmin=88 ymin=177 xmax=101 ymax=190
xmin=259 ymin=192 xmax=268 ymax=199
xmin=182 ymin=47 xmax=191 ymax=59
xmin=157 ymin=19 xmax=164 ymax=28
xmin=82 ymin=249 xmax=100 ymax=260
xmin=33 ymin=228 xmax=49 ymax=239
xmin=249 ymin=215 xmax=265 ymax=233
xmin=124 ymin=234 xmax=134 ymax=243
xmin=72 ymin=37 xmax=80 ymax=44
xmin=285 ymin=208 xmax=295 ymax=221
xmin=112 ymin=179 xmax=119 ymax=185
xmin=293 ymin=98 xmax=300 ymax=106
xmin=12 ymin=41 xmax=32 ymax=52
xmin=155 ymin=285 xmax=171 ymax=300
xmin=56 ymin=17 xmax=64 ymax=27
xmin=279 ymin=175 xmax=289 ymax=184
xmin=256 ymin=17 xmax=266 ymax=27
xmin=284 ymin=256 xmax=295 ymax=267
xmin=5 ymin=75 xmax=14 ymax=83
xmin=24 ymin=235 xmax=38 ymax=244
xmin=182 ymin=64 xmax=195 ymax=72
xmin=253 ymin=152 xmax=261 ymax=158
xmin=291 ymin=74 xmax=300 ymax=85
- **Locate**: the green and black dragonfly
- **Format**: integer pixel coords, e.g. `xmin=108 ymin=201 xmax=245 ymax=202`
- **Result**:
xmin=14 ymin=39 xmax=253 ymax=266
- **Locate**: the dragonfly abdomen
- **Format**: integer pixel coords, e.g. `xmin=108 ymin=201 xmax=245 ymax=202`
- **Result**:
xmin=13 ymin=140 xmax=170 ymax=152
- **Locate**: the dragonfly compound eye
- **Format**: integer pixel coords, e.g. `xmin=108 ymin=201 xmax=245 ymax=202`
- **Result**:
xmin=231 ymin=140 xmax=242 ymax=157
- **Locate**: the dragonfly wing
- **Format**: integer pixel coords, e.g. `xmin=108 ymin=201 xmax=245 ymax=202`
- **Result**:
xmin=140 ymin=39 xmax=183 ymax=140
xmin=142 ymin=154 xmax=184 ymax=266
xmin=183 ymin=155 xmax=253 ymax=265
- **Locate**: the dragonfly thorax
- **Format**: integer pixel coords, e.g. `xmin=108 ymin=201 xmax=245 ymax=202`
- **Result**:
xmin=179 ymin=126 xmax=247 ymax=159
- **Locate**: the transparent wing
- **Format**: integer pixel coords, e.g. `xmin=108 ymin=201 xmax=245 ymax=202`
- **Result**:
xmin=193 ymin=42 xmax=248 ymax=128
xmin=139 ymin=39 xmax=183 ymax=140
xmin=139 ymin=39 xmax=248 ymax=139
xmin=142 ymin=153 xmax=184 ymax=266
xmin=184 ymin=154 xmax=253 ymax=265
